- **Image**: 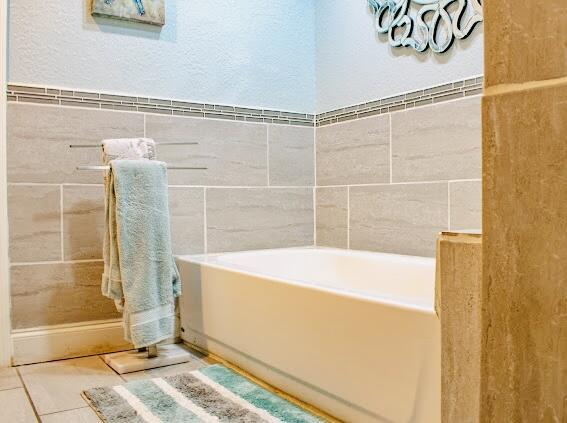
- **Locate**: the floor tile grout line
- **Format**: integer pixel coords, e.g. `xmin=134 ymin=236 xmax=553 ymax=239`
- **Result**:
xmin=96 ymin=354 xmax=128 ymax=383
xmin=37 ymin=405 xmax=95 ymax=418
xmin=10 ymin=259 xmax=104 ymax=267
xmin=13 ymin=351 xmax=124 ymax=366
xmin=0 ymin=385 xmax=26 ymax=393
xmin=15 ymin=367 xmax=42 ymax=422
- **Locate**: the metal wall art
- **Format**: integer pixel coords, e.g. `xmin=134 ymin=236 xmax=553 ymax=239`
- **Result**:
xmin=91 ymin=0 xmax=165 ymax=26
xmin=367 ymin=0 xmax=483 ymax=53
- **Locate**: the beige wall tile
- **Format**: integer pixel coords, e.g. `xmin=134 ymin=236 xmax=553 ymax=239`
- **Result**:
xmin=145 ymin=115 xmax=268 ymax=186
xmin=268 ymin=125 xmax=314 ymax=186
xmin=0 ymin=388 xmax=37 ymax=423
xmin=316 ymin=115 xmax=390 ymax=186
xmin=11 ymin=261 xmax=120 ymax=329
xmin=7 ymin=104 xmax=144 ymax=184
xmin=391 ymin=97 xmax=481 ymax=182
xmin=316 ymin=187 xmax=348 ymax=248
xmin=19 ymin=356 xmax=122 ymax=415
xmin=481 ymin=83 xmax=567 ymax=422
xmin=206 ymin=188 xmax=313 ymax=253
xmin=8 ymin=185 xmax=61 ymax=263
xmin=63 ymin=185 xmax=105 ymax=261
xmin=169 ymin=187 xmax=204 ymax=255
xmin=450 ymin=180 xmax=481 ymax=231
xmin=484 ymin=1 xmax=567 ymax=87
xmin=350 ymin=183 xmax=448 ymax=257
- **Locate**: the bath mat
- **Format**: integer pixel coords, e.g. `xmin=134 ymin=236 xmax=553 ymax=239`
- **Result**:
xmin=83 ymin=364 xmax=325 ymax=422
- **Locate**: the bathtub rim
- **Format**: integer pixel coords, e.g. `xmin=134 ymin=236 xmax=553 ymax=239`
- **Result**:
xmin=176 ymin=246 xmax=437 ymax=315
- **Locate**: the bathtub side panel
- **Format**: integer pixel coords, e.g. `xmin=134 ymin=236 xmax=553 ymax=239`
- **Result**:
xmin=178 ymin=260 xmax=440 ymax=423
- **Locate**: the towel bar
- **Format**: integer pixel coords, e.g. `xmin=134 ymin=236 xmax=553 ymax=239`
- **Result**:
xmin=76 ymin=165 xmax=207 ymax=171
xmin=69 ymin=141 xmax=199 ymax=148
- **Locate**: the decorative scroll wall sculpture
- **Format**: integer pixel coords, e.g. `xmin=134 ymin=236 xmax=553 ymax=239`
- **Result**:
xmin=367 ymin=0 xmax=483 ymax=53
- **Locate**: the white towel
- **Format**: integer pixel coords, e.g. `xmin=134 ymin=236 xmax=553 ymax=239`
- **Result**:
xmin=102 ymin=138 xmax=156 ymax=163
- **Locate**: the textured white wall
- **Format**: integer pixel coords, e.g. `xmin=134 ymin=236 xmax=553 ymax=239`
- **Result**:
xmin=8 ymin=1 xmax=484 ymax=114
xmin=315 ymin=0 xmax=484 ymax=113
xmin=8 ymin=0 xmax=316 ymax=113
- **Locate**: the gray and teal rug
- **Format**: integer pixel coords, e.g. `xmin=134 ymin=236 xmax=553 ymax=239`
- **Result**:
xmin=83 ymin=364 xmax=325 ymax=422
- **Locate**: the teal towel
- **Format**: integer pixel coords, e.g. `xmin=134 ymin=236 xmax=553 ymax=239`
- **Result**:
xmin=102 ymin=159 xmax=180 ymax=348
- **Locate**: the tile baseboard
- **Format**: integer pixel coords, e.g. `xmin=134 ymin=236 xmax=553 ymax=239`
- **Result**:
xmin=11 ymin=319 xmax=131 ymax=365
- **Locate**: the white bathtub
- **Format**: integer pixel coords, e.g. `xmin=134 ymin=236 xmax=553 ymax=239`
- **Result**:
xmin=177 ymin=247 xmax=440 ymax=423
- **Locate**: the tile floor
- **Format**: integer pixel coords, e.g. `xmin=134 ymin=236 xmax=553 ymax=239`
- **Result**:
xmin=0 ymin=345 xmax=212 ymax=422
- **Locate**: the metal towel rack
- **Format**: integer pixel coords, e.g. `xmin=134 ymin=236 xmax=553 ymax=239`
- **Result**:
xmin=70 ymin=141 xmax=207 ymax=171
xmin=69 ymin=141 xmax=199 ymax=148
xmin=76 ymin=165 xmax=207 ymax=171
xmin=74 ymin=140 xmax=204 ymax=362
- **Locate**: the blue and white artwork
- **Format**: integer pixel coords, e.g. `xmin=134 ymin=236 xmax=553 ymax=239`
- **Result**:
xmin=367 ymin=0 xmax=483 ymax=53
xmin=91 ymin=0 xmax=165 ymax=26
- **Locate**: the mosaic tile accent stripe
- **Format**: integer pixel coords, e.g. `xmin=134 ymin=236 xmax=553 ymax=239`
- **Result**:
xmin=6 ymin=84 xmax=315 ymax=127
xmin=6 ymin=76 xmax=483 ymax=128
xmin=316 ymin=76 xmax=484 ymax=127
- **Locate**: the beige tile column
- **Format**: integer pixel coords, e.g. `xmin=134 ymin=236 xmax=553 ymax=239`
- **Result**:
xmin=436 ymin=232 xmax=482 ymax=423
xmin=482 ymin=1 xmax=567 ymax=421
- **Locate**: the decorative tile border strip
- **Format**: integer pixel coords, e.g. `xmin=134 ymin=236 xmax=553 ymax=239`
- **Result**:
xmin=6 ymin=84 xmax=315 ymax=127
xmin=316 ymin=76 xmax=483 ymax=127
xmin=7 ymin=76 xmax=483 ymax=128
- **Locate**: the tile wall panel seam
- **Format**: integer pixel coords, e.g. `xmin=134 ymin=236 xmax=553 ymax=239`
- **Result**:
xmin=315 ymin=76 xmax=484 ymax=126
xmin=6 ymin=85 xmax=314 ymax=128
xmin=203 ymin=188 xmax=208 ymax=255
xmin=312 ymin=187 xmax=316 ymax=246
xmin=314 ymin=178 xmax=480 ymax=188
xmin=316 ymin=180 xmax=477 ymax=252
xmin=347 ymin=186 xmax=351 ymax=249
xmin=447 ymin=182 xmax=452 ymax=231
xmin=59 ymin=185 xmax=64 ymax=261
xmin=266 ymin=125 xmax=271 ymax=186
xmin=388 ymin=114 xmax=393 ymax=184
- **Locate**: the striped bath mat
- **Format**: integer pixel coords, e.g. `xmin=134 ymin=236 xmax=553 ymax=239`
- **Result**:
xmin=83 ymin=364 xmax=325 ymax=422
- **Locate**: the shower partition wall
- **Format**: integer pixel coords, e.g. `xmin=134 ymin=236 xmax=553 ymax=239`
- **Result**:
xmin=0 ymin=0 xmax=11 ymax=367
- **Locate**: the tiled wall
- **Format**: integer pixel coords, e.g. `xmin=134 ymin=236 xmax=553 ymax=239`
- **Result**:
xmin=7 ymin=88 xmax=315 ymax=330
xmin=6 ymin=77 xmax=481 ymax=329
xmin=315 ymin=85 xmax=482 ymax=257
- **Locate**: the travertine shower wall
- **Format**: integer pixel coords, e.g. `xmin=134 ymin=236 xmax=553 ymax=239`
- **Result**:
xmin=315 ymin=78 xmax=483 ymax=257
xmin=481 ymin=0 xmax=567 ymax=420
xmin=7 ymin=86 xmax=315 ymax=330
